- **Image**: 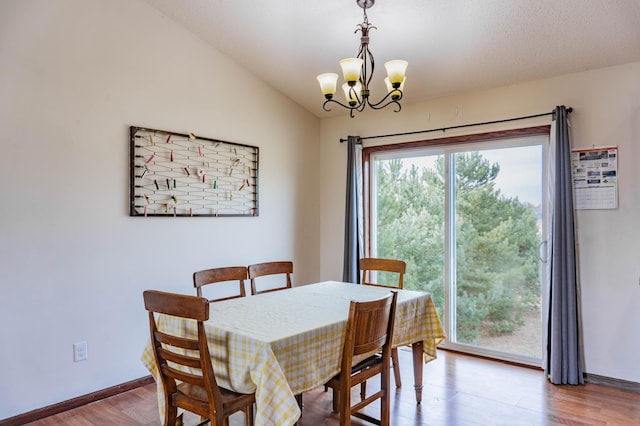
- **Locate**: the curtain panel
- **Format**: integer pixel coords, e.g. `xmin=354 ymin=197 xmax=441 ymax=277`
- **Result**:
xmin=342 ymin=136 xmax=363 ymax=283
xmin=546 ymin=105 xmax=584 ymax=385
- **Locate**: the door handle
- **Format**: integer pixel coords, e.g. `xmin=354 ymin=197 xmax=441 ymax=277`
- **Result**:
xmin=538 ymin=240 xmax=548 ymax=263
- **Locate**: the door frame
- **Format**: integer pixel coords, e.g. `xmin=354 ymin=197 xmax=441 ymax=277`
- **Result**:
xmin=363 ymin=126 xmax=550 ymax=366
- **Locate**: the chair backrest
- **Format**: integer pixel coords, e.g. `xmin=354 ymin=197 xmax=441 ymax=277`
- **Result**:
xmin=193 ymin=266 xmax=248 ymax=302
xmin=143 ymin=290 xmax=225 ymax=423
xmin=248 ymin=261 xmax=293 ymax=295
xmin=359 ymin=257 xmax=406 ymax=289
xmin=343 ymin=291 xmax=398 ymax=367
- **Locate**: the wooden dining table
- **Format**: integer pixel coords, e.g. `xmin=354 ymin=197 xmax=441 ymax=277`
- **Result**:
xmin=141 ymin=280 xmax=445 ymax=426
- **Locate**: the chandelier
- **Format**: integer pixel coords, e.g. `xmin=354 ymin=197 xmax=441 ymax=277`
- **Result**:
xmin=317 ymin=0 xmax=408 ymax=118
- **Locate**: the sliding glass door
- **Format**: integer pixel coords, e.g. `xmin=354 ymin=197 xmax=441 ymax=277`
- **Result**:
xmin=368 ymin=132 xmax=547 ymax=364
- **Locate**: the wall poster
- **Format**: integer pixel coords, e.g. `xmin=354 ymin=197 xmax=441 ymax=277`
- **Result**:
xmin=571 ymin=146 xmax=617 ymax=210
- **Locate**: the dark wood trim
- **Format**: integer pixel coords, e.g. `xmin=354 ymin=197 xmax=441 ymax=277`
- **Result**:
xmin=585 ymin=373 xmax=640 ymax=394
xmin=441 ymin=348 xmax=640 ymax=394
xmin=0 ymin=376 xmax=154 ymax=426
xmin=361 ymin=125 xmax=551 ymax=258
xmin=439 ymin=347 xmax=543 ymax=371
xmin=363 ymin=125 xmax=551 ymax=154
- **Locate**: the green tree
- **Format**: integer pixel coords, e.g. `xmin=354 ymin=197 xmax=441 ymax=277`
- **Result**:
xmin=374 ymin=152 xmax=540 ymax=343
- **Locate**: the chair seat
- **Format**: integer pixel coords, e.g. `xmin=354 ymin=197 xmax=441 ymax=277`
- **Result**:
xmin=327 ymin=355 xmax=384 ymax=392
xmin=351 ymin=354 xmax=383 ymax=375
xmin=174 ymin=382 xmax=256 ymax=419
xmin=327 ymin=354 xmax=382 ymax=385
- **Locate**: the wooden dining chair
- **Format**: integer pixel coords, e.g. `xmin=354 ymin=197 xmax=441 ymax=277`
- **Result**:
xmin=193 ymin=266 xmax=248 ymax=303
xmin=247 ymin=261 xmax=293 ymax=295
xmin=143 ymin=290 xmax=255 ymax=426
xmin=360 ymin=257 xmax=406 ymax=289
xmin=325 ymin=291 xmax=398 ymax=426
xmin=359 ymin=257 xmax=406 ymax=390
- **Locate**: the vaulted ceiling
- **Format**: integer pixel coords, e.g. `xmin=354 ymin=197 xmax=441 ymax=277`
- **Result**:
xmin=143 ymin=0 xmax=640 ymax=118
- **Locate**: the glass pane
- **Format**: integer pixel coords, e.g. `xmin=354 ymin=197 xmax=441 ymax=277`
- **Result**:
xmin=372 ymin=155 xmax=445 ymax=320
xmin=453 ymin=146 xmax=542 ymax=358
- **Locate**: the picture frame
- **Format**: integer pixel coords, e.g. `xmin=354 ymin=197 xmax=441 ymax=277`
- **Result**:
xmin=129 ymin=126 xmax=259 ymax=217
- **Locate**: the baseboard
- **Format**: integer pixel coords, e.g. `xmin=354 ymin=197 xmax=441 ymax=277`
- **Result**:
xmin=440 ymin=347 xmax=639 ymax=393
xmin=584 ymin=373 xmax=640 ymax=393
xmin=0 ymin=375 xmax=154 ymax=426
xmin=438 ymin=346 xmax=543 ymax=371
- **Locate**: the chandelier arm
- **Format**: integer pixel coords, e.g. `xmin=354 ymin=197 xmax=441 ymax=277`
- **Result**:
xmin=367 ymin=89 xmax=403 ymax=110
xmin=356 ymin=97 xmax=368 ymax=112
xmin=357 ymin=17 xmax=376 ymax=93
xmin=369 ymin=100 xmax=402 ymax=113
xmin=349 ymin=85 xmax=363 ymax=105
xmin=363 ymin=43 xmax=375 ymax=90
xmin=322 ymin=98 xmax=364 ymax=113
xmin=370 ymin=89 xmax=403 ymax=105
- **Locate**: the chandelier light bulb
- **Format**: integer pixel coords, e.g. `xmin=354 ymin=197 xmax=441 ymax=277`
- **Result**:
xmin=385 ymin=76 xmax=405 ymax=101
xmin=340 ymin=58 xmax=364 ymax=85
xmin=317 ymin=73 xmax=339 ymax=99
xmin=384 ymin=60 xmax=408 ymax=87
xmin=343 ymin=81 xmax=362 ymax=106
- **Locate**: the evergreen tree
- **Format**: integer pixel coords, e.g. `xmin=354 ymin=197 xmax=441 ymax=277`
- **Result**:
xmin=375 ymin=152 xmax=540 ymax=343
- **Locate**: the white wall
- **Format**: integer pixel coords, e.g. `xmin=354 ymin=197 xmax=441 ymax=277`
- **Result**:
xmin=0 ymin=0 xmax=319 ymax=419
xmin=319 ymin=62 xmax=640 ymax=383
xmin=2 ymin=0 xmax=638 ymax=420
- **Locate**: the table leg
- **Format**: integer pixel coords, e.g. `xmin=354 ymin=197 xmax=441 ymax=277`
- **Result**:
xmin=411 ymin=340 xmax=424 ymax=404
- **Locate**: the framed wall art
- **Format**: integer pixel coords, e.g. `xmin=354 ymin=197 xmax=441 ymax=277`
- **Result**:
xmin=129 ymin=126 xmax=258 ymax=217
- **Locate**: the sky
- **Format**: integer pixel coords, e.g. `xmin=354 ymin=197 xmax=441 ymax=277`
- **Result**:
xmin=399 ymin=144 xmax=543 ymax=205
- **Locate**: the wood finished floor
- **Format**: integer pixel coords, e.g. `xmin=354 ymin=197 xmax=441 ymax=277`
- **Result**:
xmin=25 ymin=349 xmax=640 ymax=425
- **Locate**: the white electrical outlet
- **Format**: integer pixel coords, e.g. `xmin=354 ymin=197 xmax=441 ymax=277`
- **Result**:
xmin=73 ymin=341 xmax=88 ymax=362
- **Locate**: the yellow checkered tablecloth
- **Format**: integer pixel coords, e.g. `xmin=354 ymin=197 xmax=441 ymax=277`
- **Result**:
xmin=141 ymin=281 xmax=445 ymax=426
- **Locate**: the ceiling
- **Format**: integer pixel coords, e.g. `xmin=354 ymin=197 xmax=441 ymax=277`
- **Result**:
xmin=143 ymin=0 xmax=640 ymax=118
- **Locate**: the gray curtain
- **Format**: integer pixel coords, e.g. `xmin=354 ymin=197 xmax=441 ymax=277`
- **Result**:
xmin=342 ymin=136 xmax=363 ymax=283
xmin=546 ymin=106 xmax=584 ymax=385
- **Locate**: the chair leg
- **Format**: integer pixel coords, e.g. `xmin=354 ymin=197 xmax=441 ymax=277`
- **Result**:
xmin=380 ymin=366 xmax=392 ymax=426
xmin=295 ymin=393 xmax=303 ymax=409
xmin=360 ymin=381 xmax=367 ymax=400
xmin=245 ymin=404 xmax=254 ymax=426
xmin=339 ymin=387 xmax=351 ymax=426
xmin=165 ymin=406 xmax=179 ymax=426
xmin=391 ymin=347 xmax=401 ymax=388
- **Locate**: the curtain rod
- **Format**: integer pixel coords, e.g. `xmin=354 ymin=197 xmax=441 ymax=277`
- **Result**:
xmin=339 ymin=107 xmax=573 ymax=143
